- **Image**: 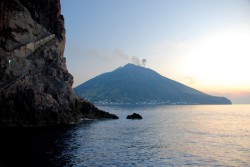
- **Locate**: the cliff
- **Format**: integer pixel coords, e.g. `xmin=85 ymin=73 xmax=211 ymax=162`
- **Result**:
xmin=0 ymin=0 xmax=118 ymax=127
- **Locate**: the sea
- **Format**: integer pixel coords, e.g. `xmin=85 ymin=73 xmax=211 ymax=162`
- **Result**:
xmin=0 ymin=105 xmax=249 ymax=167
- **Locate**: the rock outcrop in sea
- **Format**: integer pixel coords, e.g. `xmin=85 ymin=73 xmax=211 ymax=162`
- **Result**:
xmin=127 ymin=113 xmax=143 ymax=120
xmin=0 ymin=0 xmax=118 ymax=127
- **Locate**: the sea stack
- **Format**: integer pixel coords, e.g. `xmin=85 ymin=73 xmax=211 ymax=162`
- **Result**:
xmin=0 ymin=0 xmax=118 ymax=127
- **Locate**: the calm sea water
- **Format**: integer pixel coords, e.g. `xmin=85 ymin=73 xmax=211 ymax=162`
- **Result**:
xmin=0 ymin=105 xmax=249 ymax=166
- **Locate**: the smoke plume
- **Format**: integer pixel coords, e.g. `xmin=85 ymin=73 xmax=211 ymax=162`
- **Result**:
xmin=142 ymin=59 xmax=147 ymax=66
xmin=131 ymin=56 xmax=141 ymax=65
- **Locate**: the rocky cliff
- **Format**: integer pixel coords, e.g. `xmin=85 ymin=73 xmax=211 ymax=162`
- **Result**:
xmin=0 ymin=0 xmax=118 ymax=127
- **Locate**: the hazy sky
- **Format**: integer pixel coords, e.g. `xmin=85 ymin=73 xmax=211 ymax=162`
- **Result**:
xmin=61 ymin=0 xmax=250 ymax=104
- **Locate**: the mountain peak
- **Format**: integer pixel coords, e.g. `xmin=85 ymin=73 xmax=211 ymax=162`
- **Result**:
xmin=123 ymin=63 xmax=147 ymax=69
xmin=124 ymin=63 xmax=136 ymax=67
xmin=118 ymin=63 xmax=146 ymax=71
xmin=124 ymin=63 xmax=140 ymax=67
xmin=114 ymin=63 xmax=156 ymax=76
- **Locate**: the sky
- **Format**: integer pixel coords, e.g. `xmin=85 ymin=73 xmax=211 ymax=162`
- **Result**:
xmin=61 ymin=0 xmax=250 ymax=104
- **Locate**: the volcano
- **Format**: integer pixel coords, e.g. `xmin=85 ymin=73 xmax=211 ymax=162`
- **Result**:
xmin=75 ymin=64 xmax=231 ymax=105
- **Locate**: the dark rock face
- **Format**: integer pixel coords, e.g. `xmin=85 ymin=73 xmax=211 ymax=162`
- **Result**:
xmin=0 ymin=0 xmax=118 ymax=127
xmin=80 ymin=100 xmax=118 ymax=120
xmin=127 ymin=113 xmax=143 ymax=120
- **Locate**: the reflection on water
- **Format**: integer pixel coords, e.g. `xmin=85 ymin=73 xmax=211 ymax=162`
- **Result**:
xmin=0 ymin=105 xmax=250 ymax=166
xmin=0 ymin=121 xmax=95 ymax=167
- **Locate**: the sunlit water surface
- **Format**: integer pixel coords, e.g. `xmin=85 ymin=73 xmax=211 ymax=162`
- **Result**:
xmin=0 ymin=105 xmax=249 ymax=166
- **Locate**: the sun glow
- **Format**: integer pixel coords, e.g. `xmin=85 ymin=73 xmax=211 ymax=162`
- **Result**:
xmin=182 ymin=26 xmax=250 ymax=92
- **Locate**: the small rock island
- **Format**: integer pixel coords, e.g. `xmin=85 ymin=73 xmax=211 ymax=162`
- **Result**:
xmin=127 ymin=113 xmax=143 ymax=120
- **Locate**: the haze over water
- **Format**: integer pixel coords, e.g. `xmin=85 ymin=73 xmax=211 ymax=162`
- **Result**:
xmin=1 ymin=105 xmax=249 ymax=166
